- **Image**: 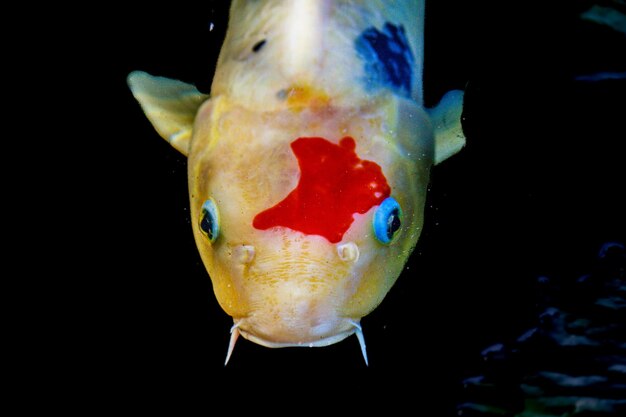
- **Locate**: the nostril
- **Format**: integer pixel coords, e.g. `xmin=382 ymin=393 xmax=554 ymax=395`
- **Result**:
xmin=236 ymin=245 xmax=256 ymax=264
xmin=337 ymin=242 xmax=360 ymax=263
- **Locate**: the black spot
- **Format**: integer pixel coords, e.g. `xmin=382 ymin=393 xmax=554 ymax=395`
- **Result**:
xmin=252 ymin=39 xmax=266 ymax=53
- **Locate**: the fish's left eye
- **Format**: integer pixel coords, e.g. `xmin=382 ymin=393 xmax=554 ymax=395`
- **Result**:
xmin=199 ymin=198 xmax=220 ymax=243
xmin=373 ymin=197 xmax=402 ymax=244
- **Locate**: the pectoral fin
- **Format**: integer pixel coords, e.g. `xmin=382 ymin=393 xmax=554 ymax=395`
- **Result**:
xmin=127 ymin=71 xmax=208 ymax=156
xmin=430 ymin=89 xmax=466 ymax=165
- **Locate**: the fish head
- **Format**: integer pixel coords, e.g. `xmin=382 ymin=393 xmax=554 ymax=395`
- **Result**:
xmin=188 ymin=94 xmax=434 ymax=347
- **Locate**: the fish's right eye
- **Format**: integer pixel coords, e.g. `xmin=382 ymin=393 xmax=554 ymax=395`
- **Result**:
xmin=199 ymin=198 xmax=220 ymax=243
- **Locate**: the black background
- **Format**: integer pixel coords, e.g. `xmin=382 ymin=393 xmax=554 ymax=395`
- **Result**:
xmin=55 ymin=0 xmax=625 ymax=413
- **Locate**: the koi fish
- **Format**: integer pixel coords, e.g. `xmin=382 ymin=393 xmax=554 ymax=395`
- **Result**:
xmin=128 ymin=0 xmax=465 ymax=364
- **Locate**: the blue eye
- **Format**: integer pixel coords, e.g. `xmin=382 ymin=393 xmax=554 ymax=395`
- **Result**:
xmin=199 ymin=198 xmax=220 ymax=242
xmin=373 ymin=197 xmax=402 ymax=244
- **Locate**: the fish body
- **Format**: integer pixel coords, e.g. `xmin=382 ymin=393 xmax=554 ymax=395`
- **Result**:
xmin=128 ymin=0 xmax=465 ymax=362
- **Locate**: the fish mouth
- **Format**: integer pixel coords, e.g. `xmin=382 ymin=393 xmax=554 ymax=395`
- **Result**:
xmin=237 ymin=324 xmax=357 ymax=348
xmin=232 ymin=316 xmax=360 ymax=348
xmin=224 ymin=317 xmax=369 ymax=366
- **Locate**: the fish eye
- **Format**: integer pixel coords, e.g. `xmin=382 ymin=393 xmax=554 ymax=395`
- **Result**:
xmin=373 ymin=197 xmax=402 ymax=244
xmin=199 ymin=198 xmax=220 ymax=243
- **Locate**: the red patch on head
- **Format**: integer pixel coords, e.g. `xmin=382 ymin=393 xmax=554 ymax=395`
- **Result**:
xmin=252 ymin=136 xmax=390 ymax=243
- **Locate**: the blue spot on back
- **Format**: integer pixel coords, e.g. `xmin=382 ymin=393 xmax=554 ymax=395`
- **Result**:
xmin=355 ymin=23 xmax=414 ymax=97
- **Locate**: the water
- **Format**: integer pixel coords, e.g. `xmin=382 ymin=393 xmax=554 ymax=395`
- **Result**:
xmin=458 ymin=242 xmax=626 ymax=416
